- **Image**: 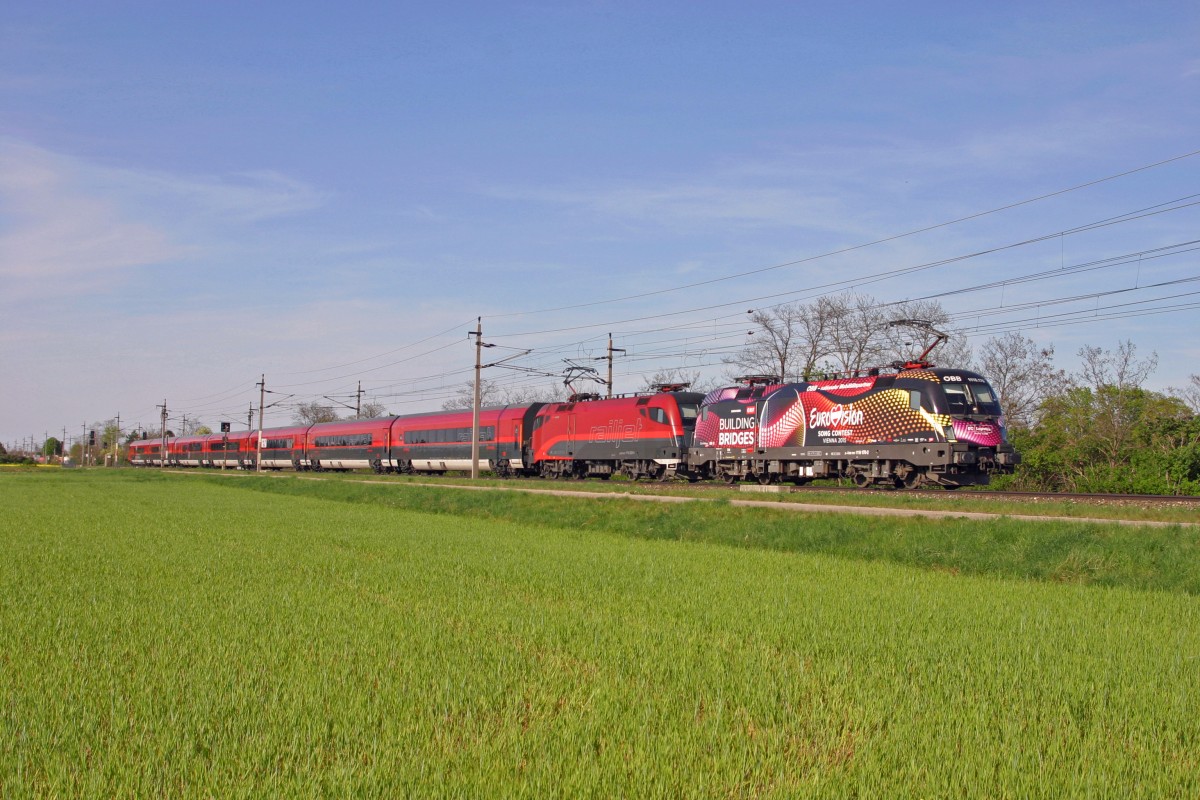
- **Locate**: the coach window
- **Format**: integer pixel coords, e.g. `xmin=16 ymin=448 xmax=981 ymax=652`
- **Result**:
xmin=909 ymin=390 xmax=922 ymax=411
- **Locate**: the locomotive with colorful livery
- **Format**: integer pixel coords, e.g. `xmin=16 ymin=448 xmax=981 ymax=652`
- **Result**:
xmin=686 ymin=366 xmax=1018 ymax=488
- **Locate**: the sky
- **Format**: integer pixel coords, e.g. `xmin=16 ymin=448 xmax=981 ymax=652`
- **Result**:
xmin=2 ymin=1 xmax=1199 ymax=448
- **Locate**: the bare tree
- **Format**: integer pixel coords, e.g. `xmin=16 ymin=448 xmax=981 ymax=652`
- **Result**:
xmin=294 ymin=402 xmax=340 ymax=425
xmin=791 ymin=297 xmax=842 ymax=378
xmin=1168 ymin=374 xmax=1200 ymax=413
xmin=637 ymin=368 xmax=721 ymax=394
xmin=824 ymin=294 xmax=885 ymax=376
xmin=1077 ymin=339 xmax=1158 ymax=392
xmin=442 ymin=379 xmax=499 ymax=410
xmin=877 ymin=300 xmax=971 ymax=368
xmin=976 ymin=332 xmax=1067 ymax=428
xmin=730 ymin=294 xmax=967 ymax=382
xmin=359 ymin=402 xmax=390 ymax=418
xmin=727 ymin=304 xmax=806 ymax=381
xmin=440 ymin=379 xmax=559 ymax=410
xmin=500 ymin=384 xmax=563 ymax=404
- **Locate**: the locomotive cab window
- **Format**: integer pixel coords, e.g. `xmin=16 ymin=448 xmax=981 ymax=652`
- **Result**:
xmin=941 ymin=381 xmax=1002 ymax=416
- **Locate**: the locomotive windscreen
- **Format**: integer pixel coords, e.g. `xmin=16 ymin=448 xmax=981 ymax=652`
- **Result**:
xmin=942 ymin=379 xmax=1002 ymax=416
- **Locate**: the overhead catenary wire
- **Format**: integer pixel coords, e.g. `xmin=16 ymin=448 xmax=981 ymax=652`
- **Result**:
xmin=178 ymin=153 xmax=1200 ymax=412
xmin=151 ymin=152 xmax=1200 ymax=428
xmin=486 ymin=149 xmax=1200 ymax=318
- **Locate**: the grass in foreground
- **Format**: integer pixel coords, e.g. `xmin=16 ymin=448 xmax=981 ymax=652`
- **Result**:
xmin=2 ymin=471 xmax=1199 ymax=797
xmin=224 ymin=471 xmax=1200 ymax=596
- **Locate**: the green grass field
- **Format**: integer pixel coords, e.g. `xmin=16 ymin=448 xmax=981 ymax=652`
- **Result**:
xmin=2 ymin=470 xmax=1199 ymax=797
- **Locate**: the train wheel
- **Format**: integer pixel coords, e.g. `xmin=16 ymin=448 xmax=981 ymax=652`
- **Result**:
xmin=756 ymin=472 xmax=775 ymax=485
xmin=851 ymin=471 xmax=871 ymax=488
xmin=722 ymin=472 xmax=740 ymax=485
xmin=895 ymin=468 xmax=922 ymax=489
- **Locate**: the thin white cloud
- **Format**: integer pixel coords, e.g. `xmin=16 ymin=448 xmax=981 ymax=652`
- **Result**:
xmin=482 ymin=179 xmax=864 ymax=236
xmin=0 ymin=141 xmax=182 ymax=294
xmin=0 ymin=139 xmax=326 ymax=304
xmin=121 ymin=167 xmax=326 ymax=223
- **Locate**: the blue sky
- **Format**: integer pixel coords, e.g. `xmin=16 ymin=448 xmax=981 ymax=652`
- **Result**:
xmin=3 ymin=2 xmax=1199 ymax=446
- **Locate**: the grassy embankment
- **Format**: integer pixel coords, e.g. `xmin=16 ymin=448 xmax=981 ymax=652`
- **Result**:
xmin=239 ymin=471 xmax=1200 ymax=594
xmin=324 ymin=470 xmax=1200 ymax=525
xmin=2 ymin=469 xmax=1198 ymax=797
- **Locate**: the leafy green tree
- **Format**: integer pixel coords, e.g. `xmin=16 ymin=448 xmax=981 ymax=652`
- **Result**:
xmin=1000 ymin=340 xmax=1200 ymax=494
xmin=1074 ymin=341 xmax=1158 ymax=472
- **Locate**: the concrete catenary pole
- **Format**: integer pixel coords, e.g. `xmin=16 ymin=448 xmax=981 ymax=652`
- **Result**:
xmin=471 ymin=317 xmax=482 ymax=480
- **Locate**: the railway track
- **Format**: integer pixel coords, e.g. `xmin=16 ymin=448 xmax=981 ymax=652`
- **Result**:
xmin=785 ymin=485 xmax=1200 ymax=504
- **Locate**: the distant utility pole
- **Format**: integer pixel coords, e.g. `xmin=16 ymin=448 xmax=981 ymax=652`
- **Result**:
xmin=256 ymin=374 xmax=266 ymax=473
xmin=470 ymin=318 xmax=482 ymax=479
xmin=606 ymin=333 xmax=625 ymax=398
xmin=356 ymin=381 xmax=363 ymax=418
xmin=113 ymin=412 xmax=121 ymax=467
xmin=247 ymin=404 xmax=254 ymax=431
xmin=158 ymin=400 xmax=168 ymax=469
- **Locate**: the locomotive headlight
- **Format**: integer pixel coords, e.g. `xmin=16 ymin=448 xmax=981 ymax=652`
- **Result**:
xmin=943 ymin=425 xmax=956 ymax=443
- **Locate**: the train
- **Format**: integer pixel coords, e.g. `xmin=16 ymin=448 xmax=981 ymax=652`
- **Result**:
xmin=129 ymin=362 xmax=1019 ymax=489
